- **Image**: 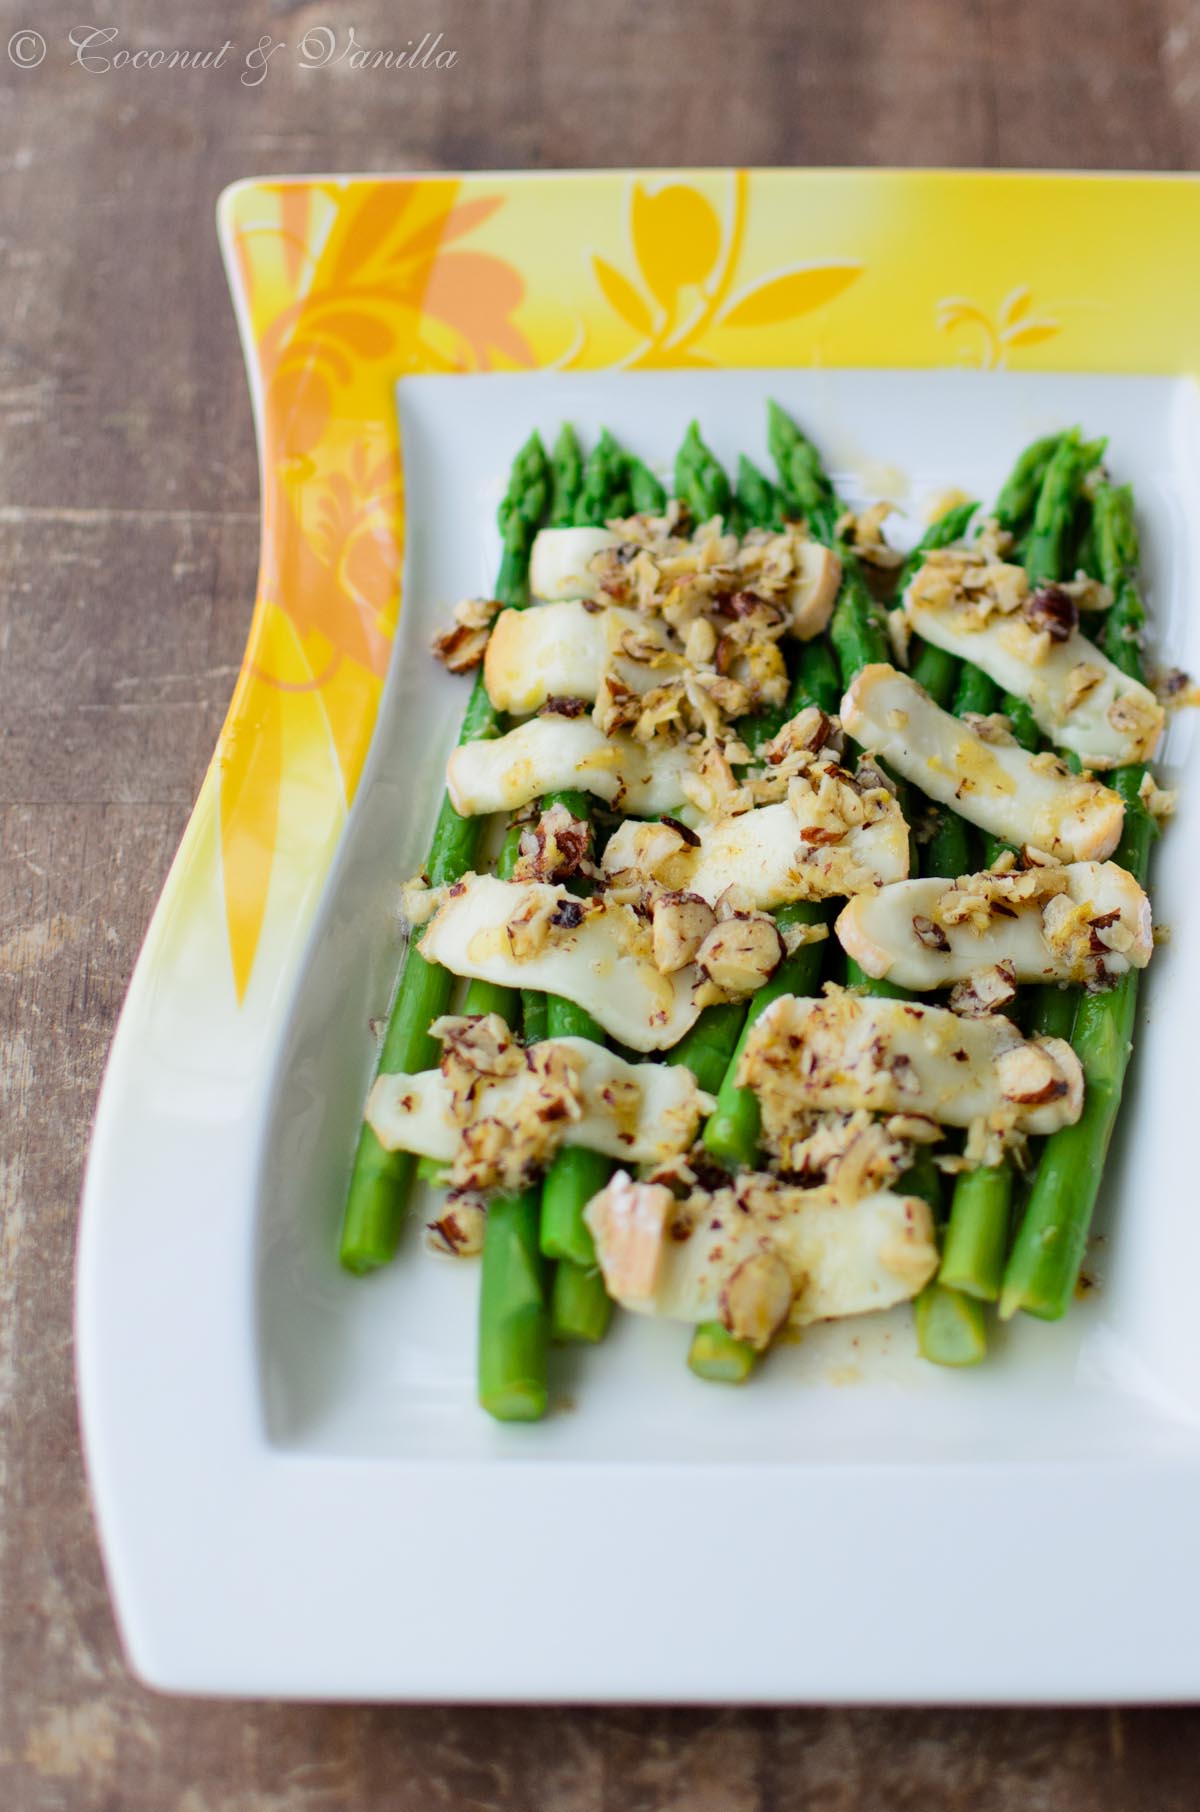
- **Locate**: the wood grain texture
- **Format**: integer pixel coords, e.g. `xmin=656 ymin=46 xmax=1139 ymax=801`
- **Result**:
xmin=3 ymin=0 xmax=1199 ymax=1804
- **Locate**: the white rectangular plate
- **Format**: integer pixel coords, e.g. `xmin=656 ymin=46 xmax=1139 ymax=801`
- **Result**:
xmin=80 ymin=366 xmax=1200 ymax=1701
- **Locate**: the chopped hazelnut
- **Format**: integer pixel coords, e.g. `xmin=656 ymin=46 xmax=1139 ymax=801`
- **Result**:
xmin=1023 ymin=584 xmax=1079 ymax=643
xmin=949 ymin=961 xmax=1018 ymax=1018
xmin=431 ymin=597 xmax=502 ymax=672
xmin=912 ymin=914 xmax=951 ymax=952
xmin=426 ymin=1195 xmax=487 ymax=1258
xmin=697 ymin=914 xmax=784 ymax=994
xmin=713 ymin=883 xmax=757 ymax=922
xmin=651 ymin=891 xmax=717 ymax=975
xmin=719 ymin=1250 xmax=794 ymax=1350
xmin=996 ymin=1041 xmax=1069 ymax=1106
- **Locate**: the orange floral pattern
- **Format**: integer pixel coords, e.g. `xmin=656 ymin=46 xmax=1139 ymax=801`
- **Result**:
xmin=202 ymin=170 xmax=1200 ymax=1006
xmin=218 ymin=179 xmax=533 ymax=996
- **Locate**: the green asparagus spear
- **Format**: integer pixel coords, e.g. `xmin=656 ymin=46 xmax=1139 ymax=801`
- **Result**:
xmin=549 ymin=424 xmax=585 ymax=527
xmin=993 ymin=432 xmax=1064 ymax=537
xmin=531 ymin=446 xmax=634 ymax=1301
xmin=925 ymin=804 xmax=973 ymax=878
xmin=1000 ymin=482 xmax=1157 ymax=1321
xmin=734 ymin=454 xmax=783 ymax=532
xmin=910 ymin=1149 xmax=988 ymax=1365
xmin=494 ymin=430 xmax=553 ymax=606
xmin=1027 ymin=985 xmax=1077 ymax=1041
xmin=1001 ymin=691 xmax=1040 ymax=750
xmin=952 ymin=660 xmax=1000 ymax=718
xmin=914 ymin=1276 xmax=989 ymax=1365
xmin=734 ymin=454 xmax=826 ymax=750
xmin=666 ymin=1001 xmax=748 ymax=1095
xmin=533 ymin=785 xmax=613 ymax=1266
xmin=688 ymin=1321 xmax=760 ymax=1383
xmin=767 ymin=400 xmax=839 ymax=543
xmin=938 ymin=1164 xmax=1010 ymax=1302
xmin=935 ymin=444 xmax=1090 ymax=1302
xmin=478 ymin=1185 xmax=549 ymax=1420
xmin=469 ymin=873 xmax=553 ymax=1421
xmin=579 ymin=428 xmax=631 ymax=522
xmin=339 ymin=433 xmax=549 ymax=1273
xmin=825 ymin=507 xmax=912 ymax=996
xmin=521 ymin=988 xmax=548 ymax=1045
xmin=909 ymin=641 xmax=960 ymax=707
xmin=763 ymin=410 xmax=979 ymax=1360
xmin=702 ymin=904 xmax=830 ymax=1169
xmin=539 ymin=984 xmax=613 ymax=1269
xmin=628 ymin=455 xmax=667 ymax=515
xmin=663 ymin=429 xmax=755 ymax=1103
xmin=828 ymin=567 xmax=889 ymax=680
xmin=789 ymin=635 xmax=843 ymax=717
xmin=674 ymin=427 xmax=776 ymax=1380
xmin=460 ymin=824 xmax=525 ymax=1021
xmin=910 ymin=431 xmax=1067 ymax=702
xmin=550 ymin=1260 xmax=615 ymax=1344
xmin=675 ymin=420 xmax=733 ymax=524
xmin=1023 ymin=430 xmax=1106 ymax=584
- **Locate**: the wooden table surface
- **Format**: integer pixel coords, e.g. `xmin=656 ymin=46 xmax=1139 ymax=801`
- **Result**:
xmin=4 ymin=0 xmax=1200 ymax=1804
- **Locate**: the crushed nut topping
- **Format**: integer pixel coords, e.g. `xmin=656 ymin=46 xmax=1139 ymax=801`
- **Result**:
xmin=912 ymin=914 xmax=950 ymax=952
xmin=651 ymin=891 xmax=716 ymax=975
xmin=771 ymin=1108 xmax=913 ymax=1203
xmin=1059 ymin=573 xmax=1114 ymax=613
xmin=937 ymin=864 xmax=1070 ymax=933
xmin=1153 ymin=667 xmax=1200 ymax=709
xmin=504 ymin=889 xmax=562 ymax=960
xmin=540 ymin=694 xmax=589 ymax=718
xmin=426 ymin=1193 xmax=487 ymax=1258
xmin=886 ymin=607 xmax=912 ymax=669
xmin=963 ymin=1113 xmax=1028 ymax=1171
xmin=962 ymin=712 xmax=1018 ymax=747
xmin=400 ymin=875 xmax=443 ymax=928
xmin=1107 ymin=688 xmax=1163 ymax=752
xmin=1023 ymin=584 xmax=1079 ymax=643
xmin=431 ymin=596 xmax=502 ymax=673
xmin=550 ymin=512 xmax=846 ymax=747
xmin=429 ymin=1013 xmax=588 ymax=1191
xmin=1063 ymin=661 xmax=1105 ymax=714
xmin=1138 ymin=771 xmax=1177 ymax=823
xmin=696 ymin=914 xmax=784 ymax=995
xmin=514 ymin=802 xmax=593 ymax=884
xmin=720 ymin=1251 xmax=794 ymax=1349
xmin=905 ymin=520 xmax=1029 ymax=633
xmin=995 ymin=1041 xmax=1068 ymax=1107
xmin=837 ymin=501 xmax=905 ymax=570
xmin=949 ymin=961 xmax=1018 ymax=1018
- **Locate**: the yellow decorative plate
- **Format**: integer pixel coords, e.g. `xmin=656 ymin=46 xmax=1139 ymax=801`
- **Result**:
xmin=78 ymin=171 xmax=1200 ymax=1700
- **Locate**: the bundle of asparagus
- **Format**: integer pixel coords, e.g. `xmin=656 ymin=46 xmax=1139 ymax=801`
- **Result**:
xmin=340 ymin=402 xmax=1169 ymax=1419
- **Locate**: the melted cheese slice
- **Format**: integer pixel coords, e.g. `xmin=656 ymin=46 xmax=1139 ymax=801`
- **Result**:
xmin=419 ymin=874 xmax=700 ymax=1051
xmin=841 ymin=664 xmax=1124 ymax=862
xmin=367 ymin=1037 xmax=710 ymax=1166
xmin=602 ymin=796 xmax=909 ymax=907
xmin=740 ymin=991 xmax=1084 ymax=1132
xmin=483 ymin=600 xmax=678 ymax=714
xmin=905 ymin=593 xmax=1164 ymax=768
xmin=529 ymin=526 xmax=620 ymax=600
xmin=836 ymin=860 xmax=1152 ymax=989
xmin=446 ymin=714 xmax=695 ymax=817
xmin=586 ymin=1176 xmax=938 ymax=1327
